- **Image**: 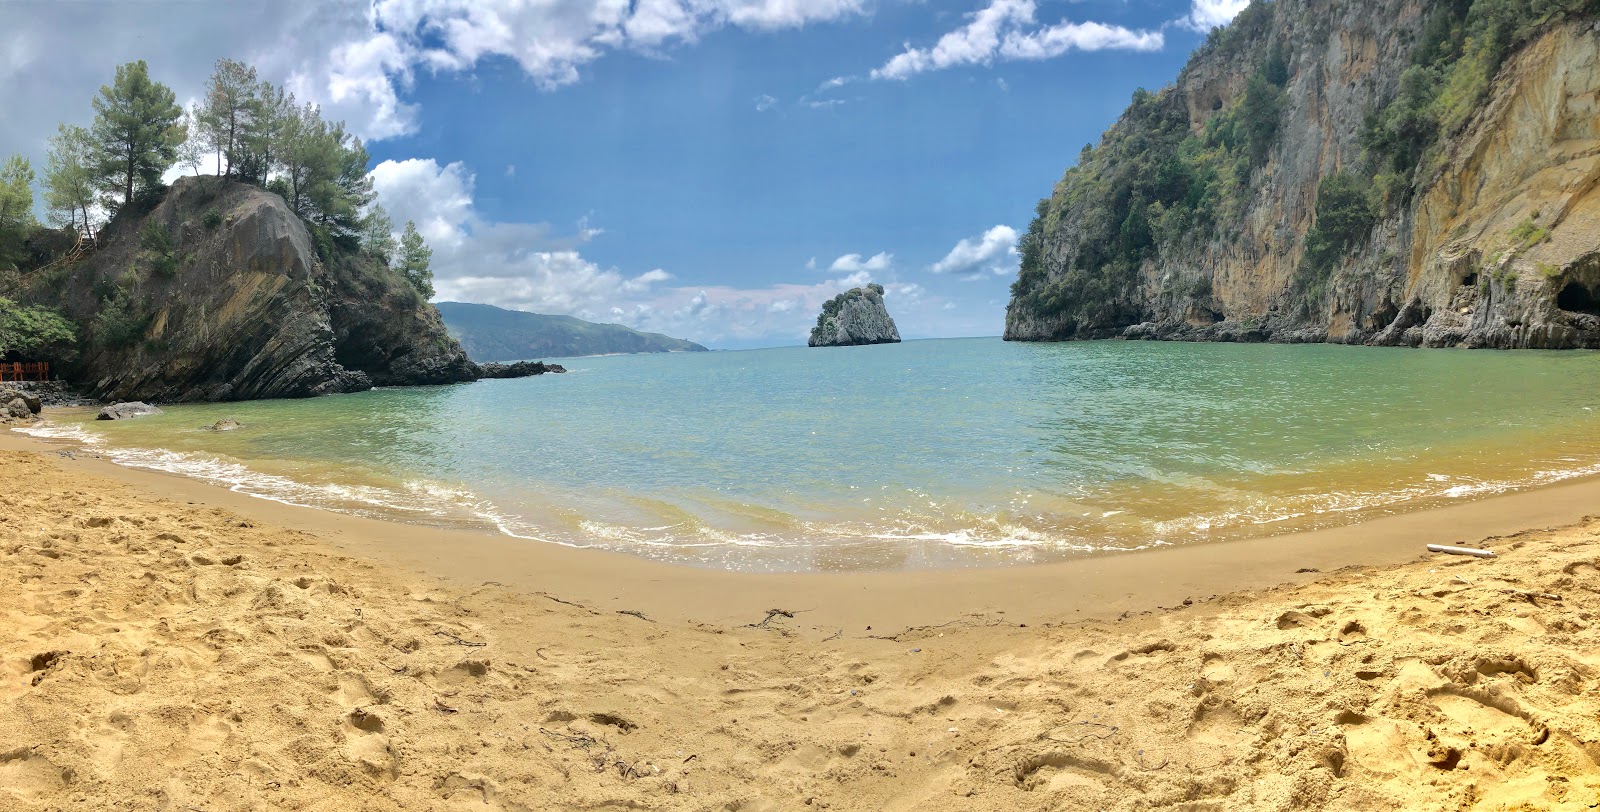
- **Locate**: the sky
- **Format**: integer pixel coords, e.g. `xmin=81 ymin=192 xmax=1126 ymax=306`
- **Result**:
xmin=0 ymin=0 xmax=1249 ymax=349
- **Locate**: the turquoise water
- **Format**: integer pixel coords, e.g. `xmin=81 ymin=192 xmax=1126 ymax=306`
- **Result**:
xmin=26 ymin=338 xmax=1600 ymax=572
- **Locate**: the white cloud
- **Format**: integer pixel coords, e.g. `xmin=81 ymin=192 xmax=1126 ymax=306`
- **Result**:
xmin=828 ymin=251 xmax=893 ymax=273
xmin=755 ymin=93 xmax=778 ymax=112
xmin=1182 ymin=0 xmax=1251 ymax=32
xmin=930 ymin=225 xmax=1019 ymax=276
xmin=871 ymin=0 xmax=1160 ymax=81
xmin=506 ymin=164 xmax=516 ymax=177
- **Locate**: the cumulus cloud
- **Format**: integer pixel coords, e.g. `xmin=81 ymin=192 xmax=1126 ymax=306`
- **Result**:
xmin=930 ymin=225 xmax=1019 ymax=276
xmin=828 ymin=251 xmax=893 ymax=273
xmin=754 ymin=93 xmax=778 ymax=112
xmin=1182 ymin=0 xmax=1251 ymax=32
xmin=871 ymin=0 xmax=1161 ymax=81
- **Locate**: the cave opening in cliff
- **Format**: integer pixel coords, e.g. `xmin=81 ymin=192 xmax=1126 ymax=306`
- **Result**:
xmin=1461 ymin=273 xmax=1477 ymax=287
xmin=1556 ymin=281 xmax=1600 ymax=315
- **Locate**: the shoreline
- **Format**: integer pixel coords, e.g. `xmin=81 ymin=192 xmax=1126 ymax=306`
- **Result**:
xmin=7 ymin=425 xmax=1600 ymax=631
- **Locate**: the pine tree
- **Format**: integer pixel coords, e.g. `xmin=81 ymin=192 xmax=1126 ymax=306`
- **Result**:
xmin=0 ymin=155 xmax=36 ymax=269
xmin=397 ymin=220 xmax=434 ymax=299
xmin=175 ymin=103 xmax=206 ymax=176
xmin=196 ymin=58 xmax=258 ymax=178
xmin=361 ymin=203 xmax=396 ymax=264
xmin=244 ymin=81 xmax=292 ymax=183
xmin=44 ymin=124 xmax=98 ymax=237
xmin=89 ymin=60 xmax=183 ymax=209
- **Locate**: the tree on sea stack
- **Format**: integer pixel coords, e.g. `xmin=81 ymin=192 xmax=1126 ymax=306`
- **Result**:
xmin=196 ymin=58 xmax=259 ymax=179
xmin=90 ymin=60 xmax=183 ymax=209
xmin=397 ymin=220 xmax=434 ymax=299
xmin=808 ymin=283 xmax=901 ymax=347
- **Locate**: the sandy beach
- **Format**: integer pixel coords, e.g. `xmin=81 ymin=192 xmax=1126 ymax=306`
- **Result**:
xmin=4 ymin=428 xmax=1600 ymax=810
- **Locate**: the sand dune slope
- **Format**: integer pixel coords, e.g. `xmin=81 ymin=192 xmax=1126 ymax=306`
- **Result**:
xmin=2 ymin=449 xmax=1599 ymax=810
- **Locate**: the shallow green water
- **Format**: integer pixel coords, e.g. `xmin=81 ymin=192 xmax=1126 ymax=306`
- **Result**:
xmin=27 ymin=338 xmax=1600 ymax=572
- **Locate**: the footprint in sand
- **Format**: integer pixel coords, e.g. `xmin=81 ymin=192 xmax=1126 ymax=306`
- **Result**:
xmin=0 ymin=748 xmax=74 ymax=800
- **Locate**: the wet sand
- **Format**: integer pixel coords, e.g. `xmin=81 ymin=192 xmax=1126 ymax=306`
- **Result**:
xmin=3 ymin=428 xmax=1599 ymax=809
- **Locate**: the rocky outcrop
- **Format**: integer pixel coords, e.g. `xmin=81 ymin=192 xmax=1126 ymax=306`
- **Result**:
xmin=97 ymin=402 xmax=162 ymax=420
xmin=1006 ymin=1 xmax=1600 ymax=350
xmin=3 ymin=176 xmax=476 ymax=402
xmin=809 ymin=284 xmax=901 ymax=347
xmin=476 ymin=361 xmax=568 ymax=378
xmin=0 ymin=386 xmax=42 ymax=421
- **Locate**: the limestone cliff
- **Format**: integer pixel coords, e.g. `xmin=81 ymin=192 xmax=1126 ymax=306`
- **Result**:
xmin=809 ymin=284 xmax=902 ymax=347
xmin=4 ymin=177 xmax=476 ymax=401
xmin=1006 ymin=0 xmax=1600 ymax=349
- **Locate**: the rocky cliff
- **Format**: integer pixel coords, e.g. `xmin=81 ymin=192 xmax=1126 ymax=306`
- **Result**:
xmin=1006 ymin=0 xmax=1600 ymax=349
xmin=3 ymin=176 xmax=475 ymax=401
xmin=809 ymin=284 xmax=902 ymax=347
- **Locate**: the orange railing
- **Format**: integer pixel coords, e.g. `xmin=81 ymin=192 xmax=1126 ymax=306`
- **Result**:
xmin=0 ymin=362 xmax=49 ymax=382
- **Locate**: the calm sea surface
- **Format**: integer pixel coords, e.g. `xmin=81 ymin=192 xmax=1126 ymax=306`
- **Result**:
xmin=24 ymin=338 xmax=1600 ymax=572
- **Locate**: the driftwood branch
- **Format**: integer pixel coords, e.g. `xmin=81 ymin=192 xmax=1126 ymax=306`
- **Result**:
xmin=1427 ymin=544 xmax=1496 ymax=558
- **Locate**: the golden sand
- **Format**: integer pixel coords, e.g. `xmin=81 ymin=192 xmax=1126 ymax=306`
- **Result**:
xmin=3 ymin=434 xmax=1599 ymax=810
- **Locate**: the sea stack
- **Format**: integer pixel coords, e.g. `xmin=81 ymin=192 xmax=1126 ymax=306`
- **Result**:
xmin=808 ymin=284 xmax=901 ymax=347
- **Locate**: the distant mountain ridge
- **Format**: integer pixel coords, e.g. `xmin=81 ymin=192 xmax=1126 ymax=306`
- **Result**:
xmin=436 ymin=301 xmax=708 ymax=361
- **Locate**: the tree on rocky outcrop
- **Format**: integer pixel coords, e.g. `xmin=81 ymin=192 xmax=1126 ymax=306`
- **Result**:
xmin=196 ymin=58 xmax=259 ymax=179
xmin=0 ymin=295 xmax=75 ymax=359
xmin=242 ymin=81 xmax=293 ymax=184
xmin=361 ymin=203 xmax=397 ymax=265
xmin=44 ymin=124 xmax=98 ymax=237
xmin=175 ymin=103 xmax=206 ymax=176
xmin=397 ymin=220 xmax=434 ymax=299
xmin=0 ymin=155 xmax=36 ymax=269
xmin=90 ymin=60 xmax=183 ymax=210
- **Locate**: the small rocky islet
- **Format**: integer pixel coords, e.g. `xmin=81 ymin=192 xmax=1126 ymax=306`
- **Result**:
xmin=808 ymin=284 xmax=901 ymax=348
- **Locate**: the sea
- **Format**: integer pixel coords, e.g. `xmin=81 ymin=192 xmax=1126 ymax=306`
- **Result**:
xmin=19 ymin=338 xmax=1600 ymax=573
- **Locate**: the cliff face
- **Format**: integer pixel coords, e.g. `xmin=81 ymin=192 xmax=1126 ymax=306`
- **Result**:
xmin=809 ymin=284 xmax=902 ymax=347
xmin=5 ymin=177 xmax=475 ymax=401
xmin=1006 ymin=0 xmax=1600 ymax=349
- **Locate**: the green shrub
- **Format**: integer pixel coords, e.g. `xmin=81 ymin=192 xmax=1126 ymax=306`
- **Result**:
xmin=202 ymin=208 xmax=222 ymax=229
xmin=1509 ymin=217 xmax=1548 ymax=249
xmin=1293 ymin=173 xmax=1377 ymax=303
xmin=93 ymin=286 xmax=148 ymax=348
xmin=0 ymin=296 xmax=75 ymax=358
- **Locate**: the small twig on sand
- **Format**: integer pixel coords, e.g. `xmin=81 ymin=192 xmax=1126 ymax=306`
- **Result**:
xmin=822 ymin=628 xmax=843 ymax=642
xmin=616 ymin=609 xmax=655 ymax=622
xmin=433 ymin=630 xmax=486 ymax=647
xmin=542 ymin=728 xmax=600 ymax=749
xmin=1427 ymin=544 xmax=1496 ymax=559
xmin=746 ymin=608 xmax=811 ymax=630
xmin=536 ymin=591 xmax=598 ymax=613
xmin=433 ymin=697 xmax=459 ymax=714
xmin=535 ymin=647 xmax=549 ymax=661
xmin=1135 ymin=750 xmax=1170 ymax=771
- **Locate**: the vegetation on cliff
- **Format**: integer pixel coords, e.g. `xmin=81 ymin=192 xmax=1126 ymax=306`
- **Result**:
xmin=0 ymin=56 xmax=458 ymax=397
xmin=1007 ymin=0 xmax=1600 ymax=349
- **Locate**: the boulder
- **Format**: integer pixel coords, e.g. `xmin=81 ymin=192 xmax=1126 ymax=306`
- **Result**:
xmin=809 ymin=284 xmax=902 ymax=347
xmin=209 ymin=418 xmax=243 ymax=431
xmin=4 ymin=398 xmax=33 ymax=419
xmin=97 ymin=402 xmax=164 ymax=420
xmin=0 ymin=387 xmax=42 ymax=415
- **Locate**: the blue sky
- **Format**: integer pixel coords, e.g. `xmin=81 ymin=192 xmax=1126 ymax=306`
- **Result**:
xmin=1 ymin=0 xmax=1249 ymax=348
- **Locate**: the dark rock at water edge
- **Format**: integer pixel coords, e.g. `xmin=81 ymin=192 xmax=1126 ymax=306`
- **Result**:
xmin=5 ymin=177 xmax=477 ymax=403
xmin=809 ymin=284 xmax=901 ymax=348
xmin=98 ymin=402 xmax=163 ymax=420
xmin=0 ymin=386 xmax=43 ymax=416
xmin=476 ymin=361 xmax=568 ymax=379
xmin=1 ymin=381 xmax=99 ymax=408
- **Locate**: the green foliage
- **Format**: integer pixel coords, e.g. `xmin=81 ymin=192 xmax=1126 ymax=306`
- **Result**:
xmin=397 ymin=220 xmax=434 ymax=299
xmin=140 ymin=220 xmax=178 ymax=278
xmin=93 ymin=282 xmax=148 ymax=348
xmin=1536 ymin=260 xmax=1561 ymax=277
xmin=43 ymin=124 xmax=97 ymax=236
xmin=0 ymin=296 xmax=75 ymax=359
xmin=0 ymin=154 xmax=35 ymax=269
xmin=90 ymin=60 xmax=183 ymax=209
xmin=1509 ymin=217 xmax=1548 ymax=248
xmin=1294 ymin=173 xmax=1377 ymax=304
xmin=202 ymin=208 xmax=222 ymax=229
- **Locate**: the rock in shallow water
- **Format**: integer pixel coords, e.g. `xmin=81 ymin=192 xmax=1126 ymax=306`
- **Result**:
xmin=476 ymin=361 xmax=567 ymax=379
xmin=97 ymin=402 xmax=164 ymax=420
